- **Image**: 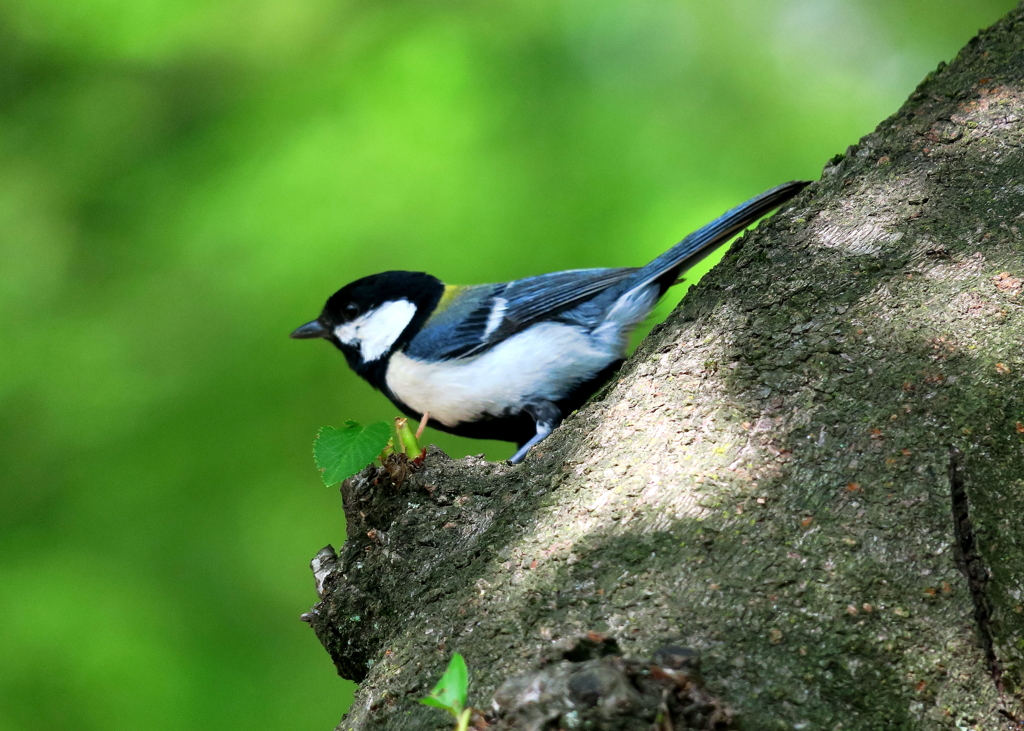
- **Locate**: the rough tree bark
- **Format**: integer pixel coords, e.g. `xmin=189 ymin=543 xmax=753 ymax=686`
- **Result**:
xmin=305 ymin=7 xmax=1024 ymax=730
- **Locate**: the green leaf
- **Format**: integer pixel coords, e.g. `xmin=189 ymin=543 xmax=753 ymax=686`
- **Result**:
xmin=418 ymin=697 xmax=451 ymax=712
xmin=313 ymin=422 xmax=392 ymax=486
xmin=419 ymin=653 xmax=469 ymax=718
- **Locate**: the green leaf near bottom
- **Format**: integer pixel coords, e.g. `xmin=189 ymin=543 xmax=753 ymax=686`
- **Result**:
xmin=314 ymin=421 xmax=392 ymax=486
xmin=420 ymin=653 xmax=469 ymax=717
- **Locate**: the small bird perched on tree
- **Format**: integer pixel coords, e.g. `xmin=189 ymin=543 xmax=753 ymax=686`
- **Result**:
xmin=292 ymin=180 xmax=808 ymax=463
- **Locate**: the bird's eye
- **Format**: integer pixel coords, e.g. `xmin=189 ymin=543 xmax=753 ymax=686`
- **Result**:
xmin=344 ymin=303 xmax=361 ymax=318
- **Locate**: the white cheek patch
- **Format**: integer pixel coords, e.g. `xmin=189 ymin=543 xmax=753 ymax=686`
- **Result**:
xmin=333 ymin=299 xmax=418 ymax=362
xmin=333 ymin=322 xmax=359 ymax=345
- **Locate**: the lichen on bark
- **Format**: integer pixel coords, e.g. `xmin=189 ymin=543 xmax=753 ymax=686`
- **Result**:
xmin=306 ymin=5 xmax=1024 ymax=729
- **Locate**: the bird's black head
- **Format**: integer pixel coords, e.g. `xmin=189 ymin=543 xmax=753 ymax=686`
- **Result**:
xmin=290 ymin=271 xmax=444 ymax=381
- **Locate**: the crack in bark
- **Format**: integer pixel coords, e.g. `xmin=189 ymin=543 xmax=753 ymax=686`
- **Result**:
xmin=949 ymin=446 xmax=1003 ymax=692
xmin=997 ymin=708 xmax=1024 ymax=728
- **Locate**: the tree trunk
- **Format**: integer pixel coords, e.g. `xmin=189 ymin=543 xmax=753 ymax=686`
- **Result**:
xmin=306 ymin=6 xmax=1024 ymax=729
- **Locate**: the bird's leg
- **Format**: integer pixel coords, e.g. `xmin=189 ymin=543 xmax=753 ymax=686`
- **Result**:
xmin=415 ymin=411 xmax=430 ymax=440
xmin=509 ymin=401 xmax=562 ymax=464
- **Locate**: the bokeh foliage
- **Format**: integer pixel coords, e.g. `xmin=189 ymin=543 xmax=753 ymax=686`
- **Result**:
xmin=0 ymin=1 xmax=1014 ymax=729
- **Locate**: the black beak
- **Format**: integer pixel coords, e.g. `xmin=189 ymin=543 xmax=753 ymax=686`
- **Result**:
xmin=290 ymin=320 xmax=330 ymax=339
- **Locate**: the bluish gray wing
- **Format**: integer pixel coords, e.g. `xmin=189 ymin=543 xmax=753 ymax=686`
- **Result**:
xmin=493 ymin=267 xmax=638 ymax=337
xmin=464 ymin=267 xmax=638 ymax=357
xmin=403 ymin=283 xmax=503 ymax=361
xmin=403 ymin=269 xmax=637 ymax=361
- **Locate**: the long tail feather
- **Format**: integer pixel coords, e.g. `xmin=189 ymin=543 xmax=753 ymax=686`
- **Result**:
xmin=629 ymin=179 xmax=810 ymax=294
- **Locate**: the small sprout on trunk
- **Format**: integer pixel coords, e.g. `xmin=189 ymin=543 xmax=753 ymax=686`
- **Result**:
xmin=420 ymin=653 xmax=472 ymax=731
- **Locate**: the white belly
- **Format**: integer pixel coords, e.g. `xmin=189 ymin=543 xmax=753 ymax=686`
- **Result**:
xmin=384 ymin=322 xmax=616 ymax=427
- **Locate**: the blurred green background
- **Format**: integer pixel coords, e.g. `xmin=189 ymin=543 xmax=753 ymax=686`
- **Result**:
xmin=0 ymin=0 xmax=1014 ymax=729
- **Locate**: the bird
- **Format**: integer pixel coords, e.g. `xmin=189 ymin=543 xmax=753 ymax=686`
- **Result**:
xmin=292 ymin=180 xmax=808 ymax=464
